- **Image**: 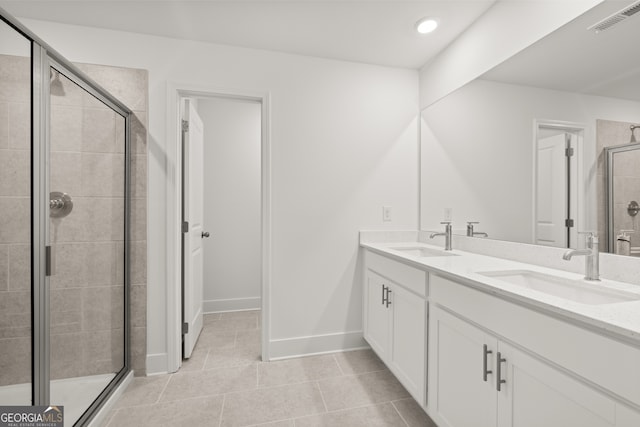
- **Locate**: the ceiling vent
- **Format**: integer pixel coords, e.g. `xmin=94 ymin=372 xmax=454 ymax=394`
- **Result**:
xmin=588 ymin=0 xmax=640 ymax=33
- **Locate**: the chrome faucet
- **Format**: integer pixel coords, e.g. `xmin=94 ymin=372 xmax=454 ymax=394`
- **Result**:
xmin=430 ymin=221 xmax=452 ymax=251
xmin=562 ymin=232 xmax=600 ymax=281
xmin=466 ymin=221 xmax=488 ymax=238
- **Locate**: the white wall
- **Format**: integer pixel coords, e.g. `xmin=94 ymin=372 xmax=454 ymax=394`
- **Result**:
xmin=418 ymin=0 xmax=603 ymax=109
xmin=421 ymin=78 xmax=640 ymax=242
xmin=19 ymin=18 xmax=420 ymax=372
xmin=197 ymin=97 xmax=262 ymax=313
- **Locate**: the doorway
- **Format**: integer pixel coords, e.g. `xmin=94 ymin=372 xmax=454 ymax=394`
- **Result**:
xmin=533 ymin=120 xmax=586 ymax=248
xmin=167 ymin=86 xmax=271 ymax=371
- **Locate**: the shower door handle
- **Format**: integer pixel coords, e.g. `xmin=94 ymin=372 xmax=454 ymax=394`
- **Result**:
xmin=45 ymin=246 xmax=54 ymax=276
xmin=202 ymin=231 xmax=210 ymax=238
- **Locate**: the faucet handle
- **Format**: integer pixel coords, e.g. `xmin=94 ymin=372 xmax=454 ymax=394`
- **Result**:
xmin=440 ymin=221 xmax=451 ymax=224
xmin=467 ymin=221 xmax=479 ymax=225
xmin=578 ymin=231 xmax=599 ymax=246
xmin=578 ymin=231 xmax=598 ymax=240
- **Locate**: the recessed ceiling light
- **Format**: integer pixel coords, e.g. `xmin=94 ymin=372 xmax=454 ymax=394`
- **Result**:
xmin=416 ymin=18 xmax=439 ymax=34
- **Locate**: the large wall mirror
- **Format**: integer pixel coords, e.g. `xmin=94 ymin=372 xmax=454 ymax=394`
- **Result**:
xmin=420 ymin=0 xmax=640 ymax=257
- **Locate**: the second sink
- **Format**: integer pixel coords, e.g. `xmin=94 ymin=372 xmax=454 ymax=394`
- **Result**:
xmin=478 ymin=270 xmax=640 ymax=306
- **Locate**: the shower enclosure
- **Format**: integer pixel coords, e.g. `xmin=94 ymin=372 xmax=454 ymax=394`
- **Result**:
xmin=0 ymin=9 xmax=131 ymax=426
xmin=606 ymin=141 xmax=640 ymax=256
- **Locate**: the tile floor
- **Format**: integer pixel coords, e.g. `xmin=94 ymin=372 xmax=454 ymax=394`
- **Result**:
xmin=100 ymin=310 xmax=437 ymax=426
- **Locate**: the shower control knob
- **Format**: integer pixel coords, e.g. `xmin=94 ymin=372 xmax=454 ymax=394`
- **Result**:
xmin=202 ymin=231 xmax=210 ymax=238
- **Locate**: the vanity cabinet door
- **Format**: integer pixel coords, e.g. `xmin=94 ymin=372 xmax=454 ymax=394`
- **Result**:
xmin=364 ymin=271 xmax=391 ymax=360
xmin=428 ymin=305 xmax=498 ymax=427
xmin=390 ymin=283 xmax=426 ymax=405
xmin=497 ymin=341 xmax=616 ymax=427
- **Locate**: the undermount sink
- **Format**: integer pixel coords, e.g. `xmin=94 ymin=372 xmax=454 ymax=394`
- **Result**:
xmin=389 ymin=246 xmax=458 ymax=258
xmin=478 ymin=270 xmax=640 ymax=306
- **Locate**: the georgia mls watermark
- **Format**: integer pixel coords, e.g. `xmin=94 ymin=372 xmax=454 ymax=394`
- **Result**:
xmin=0 ymin=406 xmax=63 ymax=427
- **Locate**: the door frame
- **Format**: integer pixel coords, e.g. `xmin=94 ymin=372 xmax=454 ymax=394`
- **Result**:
xmin=532 ymin=119 xmax=587 ymax=248
xmin=166 ymin=82 xmax=271 ymax=372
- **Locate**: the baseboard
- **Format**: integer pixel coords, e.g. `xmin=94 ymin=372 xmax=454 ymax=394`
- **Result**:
xmin=204 ymin=297 xmax=261 ymax=313
xmin=87 ymin=371 xmax=133 ymax=427
xmin=145 ymin=353 xmax=169 ymax=376
xmin=268 ymin=330 xmax=367 ymax=360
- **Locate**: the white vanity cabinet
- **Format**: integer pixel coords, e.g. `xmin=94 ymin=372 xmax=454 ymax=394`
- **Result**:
xmin=428 ymin=306 xmax=498 ymax=427
xmin=428 ymin=275 xmax=640 ymax=427
xmin=363 ymin=250 xmax=427 ymax=405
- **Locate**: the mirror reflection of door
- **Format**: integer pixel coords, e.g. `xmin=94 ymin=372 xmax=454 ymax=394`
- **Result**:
xmin=535 ymin=130 xmax=579 ymax=248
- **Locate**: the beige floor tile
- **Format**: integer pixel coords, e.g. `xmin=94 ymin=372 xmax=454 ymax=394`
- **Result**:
xmin=195 ymin=328 xmax=236 ymax=351
xmin=160 ymin=364 xmax=257 ymax=402
xmin=204 ymin=345 xmax=261 ymax=370
xmin=115 ymin=375 xmax=170 ymax=408
xmin=219 ymin=310 xmax=260 ymax=319
xmin=258 ymin=355 xmax=342 ymax=387
xmin=236 ymin=329 xmax=261 ymax=351
xmin=107 ymin=395 xmax=223 ymax=427
xmin=220 ymin=382 xmax=326 ymax=427
xmin=208 ymin=316 xmax=258 ymax=331
xmin=253 ymin=421 xmax=295 ymax=427
xmin=180 ymin=346 xmax=209 ymax=371
xmin=333 ymin=349 xmax=386 ymax=375
xmin=318 ymin=370 xmax=409 ymax=411
xmin=392 ymin=398 xmax=437 ymax=427
xmin=203 ymin=313 xmax=222 ymax=323
xmin=293 ymin=402 xmax=407 ymax=427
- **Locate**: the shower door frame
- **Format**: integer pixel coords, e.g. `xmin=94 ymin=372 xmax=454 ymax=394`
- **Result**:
xmin=605 ymin=142 xmax=640 ymax=253
xmin=1 ymin=7 xmax=133 ymax=425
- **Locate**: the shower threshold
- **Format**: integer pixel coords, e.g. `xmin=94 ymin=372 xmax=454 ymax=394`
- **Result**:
xmin=0 ymin=373 xmax=116 ymax=426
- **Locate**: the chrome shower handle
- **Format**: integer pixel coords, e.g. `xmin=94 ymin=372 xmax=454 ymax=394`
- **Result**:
xmin=49 ymin=192 xmax=73 ymax=218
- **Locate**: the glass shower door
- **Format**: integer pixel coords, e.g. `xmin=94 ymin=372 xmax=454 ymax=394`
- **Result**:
xmin=606 ymin=143 xmax=640 ymax=256
xmin=0 ymin=16 xmax=32 ymax=407
xmin=47 ymin=64 xmax=127 ymax=426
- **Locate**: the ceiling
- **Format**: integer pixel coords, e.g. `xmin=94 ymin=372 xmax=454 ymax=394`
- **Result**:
xmin=0 ymin=0 xmax=496 ymax=69
xmin=482 ymin=0 xmax=640 ymax=101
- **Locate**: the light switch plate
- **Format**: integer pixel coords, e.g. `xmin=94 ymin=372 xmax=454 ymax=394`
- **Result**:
xmin=383 ymin=206 xmax=392 ymax=222
xmin=443 ymin=207 xmax=452 ymax=222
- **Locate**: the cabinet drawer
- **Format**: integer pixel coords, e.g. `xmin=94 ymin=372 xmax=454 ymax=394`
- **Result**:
xmin=431 ymin=274 xmax=640 ymax=406
xmin=365 ymin=250 xmax=427 ymax=297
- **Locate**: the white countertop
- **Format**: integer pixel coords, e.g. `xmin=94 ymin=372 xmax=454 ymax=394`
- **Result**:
xmin=361 ymin=241 xmax=640 ymax=344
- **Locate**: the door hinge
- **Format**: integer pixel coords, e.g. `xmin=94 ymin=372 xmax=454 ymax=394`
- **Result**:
xmin=45 ymin=245 xmax=52 ymax=277
xmin=565 ymin=218 xmax=574 ymax=228
xmin=182 ymin=221 xmax=189 ymax=233
xmin=181 ymin=119 xmax=189 ymax=132
xmin=182 ymin=322 xmax=189 ymax=334
xmin=565 ymin=147 xmax=574 ymax=157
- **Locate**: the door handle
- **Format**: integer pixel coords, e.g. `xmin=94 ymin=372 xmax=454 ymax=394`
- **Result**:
xmin=201 ymin=231 xmax=210 ymax=238
xmin=382 ymin=285 xmax=387 ymax=305
xmin=385 ymin=289 xmax=392 ymax=308
xmin=496 ymin=352 xmax=507 ymax=391
xmin=483 ymin=344 xmax=493 ymax=382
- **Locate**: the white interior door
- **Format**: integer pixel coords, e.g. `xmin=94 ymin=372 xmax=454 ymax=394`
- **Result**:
xmin=536 ymin=133 xmax=568 ymax=248
xmin=182 ymin=99 xmax=205 ymax=358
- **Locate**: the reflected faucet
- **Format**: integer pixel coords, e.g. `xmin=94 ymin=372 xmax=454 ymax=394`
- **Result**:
xmin=562 ymin=232 xmax=600 ymax=281
xmin=466 ymin=221 xmax=488 ymax=238
xmin=430 ymin=222 xmax=452 ymax=251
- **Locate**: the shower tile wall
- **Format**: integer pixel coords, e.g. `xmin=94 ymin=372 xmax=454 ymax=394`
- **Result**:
xmin=0 ymin=54 xmax=148 ymax=387
xmin=0 ymin=54 xmax=32 ymax=386
xmin=596 ymin=119 xmax=640 ymax=253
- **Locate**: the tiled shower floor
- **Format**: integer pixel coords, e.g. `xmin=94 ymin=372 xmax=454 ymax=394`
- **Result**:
xmin=101 ymin=310 xmax=436 ymax=426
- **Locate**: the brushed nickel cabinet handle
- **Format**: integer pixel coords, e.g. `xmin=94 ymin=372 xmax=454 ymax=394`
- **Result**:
xmin=497 ymin=352 xmax=507 ymax=391
xmin=483 ymin=344 xmax=493 ymax=382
